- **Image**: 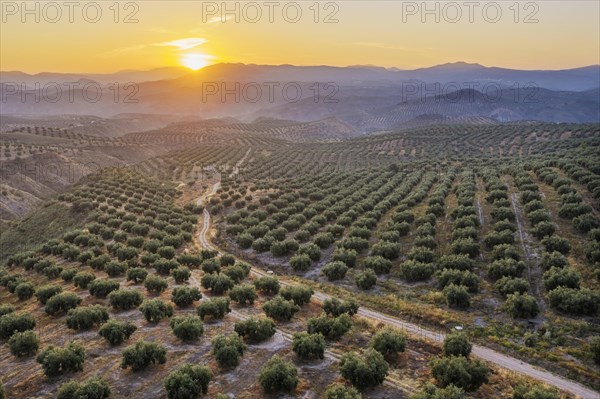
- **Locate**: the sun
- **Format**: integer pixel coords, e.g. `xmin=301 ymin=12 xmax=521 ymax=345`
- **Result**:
xmin=181 ymin=53 xmax=211 ymax=70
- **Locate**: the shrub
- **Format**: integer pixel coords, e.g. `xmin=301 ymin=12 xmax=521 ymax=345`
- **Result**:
xmin=229 ymin=284 xmax=257 ymax=305
xmin=8 ymin=330 xmax=39 ymax=357
xmin=45 ymin=292 xmax=82 ymax=316
xmin=495 ymin=277 xmax=529 ymax=298
xmin=322 ymin=261 xmax=349 ymax=281
xmin=37 ymin=342 xmax=85 ymax=377
xmin=290 ymin=254 xmax=312 ymax=272
xmin=263 ymin=296 xmax=300 ymax=321
xmin=443 ymin=284 xmax=471 ymax=309
xmin=89 ymin=279 xmax=120 ymax=298
xmin=197 ymin=298 xmax=231 ymax=320
xmin=145 ymin=275 xmax=168 ymax=294
xmin=155 ymin=259 xmax=179 ymax=275
xmin=140 ymin=299 xmax=174 ymax=323
xmin=411 ymin=383 xmax=466 ymax=399
xmin=66 ymin=305 xmax=109 ymax=330
xmin=170 ymin=315 xmax=204 ymax=341
xmin=370 ymin=328 xmax=406 ymax=357
xmin=430 ymin=356 xmax=489 ymax=391
xmin=98 ymin=319 xmax=137 ymax=345
xmin=201 ymin=258 xmax=221 ymax=274
xmin=323 ymin=298 xmax=359 ymax=317
xmin=399 ymin=260 xmax=434 ymax=282
xmin=451 ymin=238 xmax=480 ymax=258
xmin=0 ymin=305 xmax=15 ymax=317
xmin=323 ymin=383 xmax=362 ymax=399
xmin=35 ymin=285 xmax=63 ymax=304
xmin=356 ymin=269 xmax=377 ymax=290
xmin=259 ymin=355 xmax=298 ymax=394
xmin=488 ymin=258 xmax=526 ymax=280
xmin=371 ymin=241 xmax=401 ymax=260
xmin=222 ymin=264 xmax=248 ymax=284
xmin=234 ymin=317 xmax=276 ymax=343
xmin=364 ymin=256 xmax=393 ymax=275
xmin=105 ymin=261 xmax=128 ymax=277
xmin=201 ymin=273 xmax=234 ymax=295
xmin=61 ymin=269 xmax=77 ymax=282
xmin=172 ymin=266 xmax=191 ymax=283
xmin=253 ymin=276 xmax=280 ymax=295
xmin=121 ymin=340 xmax=167 ymax=371
xmin=124 ymin=268 xmax=147 ymax=284
xmin=0 ymin=313 xmax=35 ymax=339
xmin=437 ymin=255 xmax=474 ymax=271
xmin=171 ymin=287 xmax=202 ymax=307
xmin=212 ymin=333 xmax=246 ymax=369
xmin=543 ymin=267 xmax=580 ymax=290
xmin=512 ymin=384 xmax=561 ymax=399
xmin=280 ymin=284 xmax=313 ymax=306
xmin=15 ymin=282 xmax=35 ymax=300
xmin=339 ymin=349 xmax=389 ymax=389
xmin=164 ymin=364 xmax=213 ymax=398
xmin=542 ymin=236 xmax=571 ymax=255
xmin=503 ymin=293 xmax=539 ymax=318
xmin=547 ymin=287 xmax=600 ymax=315
xmin=333 ymin=248 xmax=358 ymax=267
xmin=108 ymin=289 xmax=144 ymax=310
xmin=437 ymin=269 xmax=480 ymax=293
xmin=531 ymin=221 xmax=556 ymax=239
xmin=408 ymin=247 xmax=435 ymax=263
xmin=292 ymin=332 xmax=325 ymax=360
xmin=443 ymin=333 xmax=472 ymax=357
xmin=307 ymin=313 xmax=352 ymax=340
xmin=56 ymin=377 xmax=110 ymax=399
xmin=591 ymin=336 xmax=600 ymax=365
xmin=73 ymin=272 xmax=96 ymax=289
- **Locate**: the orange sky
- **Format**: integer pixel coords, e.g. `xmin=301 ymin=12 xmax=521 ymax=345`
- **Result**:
xmin=1 ymin=1 xmax=598 ymax=73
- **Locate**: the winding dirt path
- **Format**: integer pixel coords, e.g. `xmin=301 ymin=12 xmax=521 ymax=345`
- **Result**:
xmin=195 ymin=182 xmax=599 ymax=399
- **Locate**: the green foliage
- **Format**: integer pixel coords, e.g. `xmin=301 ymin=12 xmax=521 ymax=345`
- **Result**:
xmin=323 ymin=298 xmax=359 ymax=316
xmin=253 ymin=276 xmax=280 ymax=294
xmin=322 ymin=261 xmax=349 ymax=281
xmin=370 ymin=328 xmax=407 ymax=357
xmin=263 ymin=296 xmax=300 ymax=321
xmin=541 ymin=236 xmax=571 ymax=255
xmin=355 ymin=269 xmax=377 ymax=290
xmin=35 ymin=284 xmax=63 ymax=304
xmin=172 ymin=266 xmax=191 ymax=283
xmin=339 ymin=349 xmax=389 ymax=389
xmin=443 ymin=333 xmax=472 ymax=357
xmin=171 ymin=286 xmax=202 ymax=307
xmin=399 ymin=260 xmax=434 ymax=282
xmin=280 ymin=284 xmax=313 ymax=306
xmin=121 ymin=340 xmax=167 ymax=371
xmin=8 ymin=330 xmax=39 ymax=357
xmin=229 ymin=284 xmax=257 ymax=305
xmin=66 ymin=305 xmax=109 ymax=330
xmin=98 ymin=319 xmax=137 ymax=345
xmin=503 ymin=293 xmax=539 ymax=318
xmin=591 ymin=336 xmax=600 ymax=365
xmin=0 ymin=312 xmax=36 ymax=339
xmin=364 ymin=256 xmax=393 ymax=275
xmin=140 ymin=298 xmax=174 ymax=323
xmin=144 ymin=275 xmax=168 ymax=294
xmin=45 ymin=292 xmax=82 ymax=315
xmin=201 ymin=273 xmax=234 ymax=294
xmin=292 ymin=332 xmax=325 ymax=360
xmin=126 ymin=267 xmax=148 ymax=284
xmin=164 ymin=364 xmax=213 ymax=398
xmin=73 ymin=272 xmax=96 ymax=289
xmin=108 ymin=289 xmax=144 ymax=310
xmin=258 ymin=355 xmax=298 ymax=394
xmin=290 ymin=254 xmax=312 ymax=272
xmin=15 ymin=282 xmax=35 ymax=300
xmin=547 ymin=287 xmax=600 ymax=315
xmin=443 ymin=283 xmax=471 ymax=309
xmin=170 ymin=315 xmax=204 ymax=341
xmin=323 ymin=383 xmax=362 ymax=399
xmin=105 ymin=261 xmax=128 ymax=277
xmin=437 ymin=269 xmax=480 ymax=293
xmin=212 ymin=333 xmax=246 ymax=369
xmin=542 ymin=267 xmax=580 ymax=290
xmin=512 ymin=384 xmax=561 ymax=399
xmin=307 ymin=313 xmax=352 ymax=340
xmin=234 ymin=317 xmax=276 ymax=343
xmin=56 ymin=377 xmax=111 ymax=399
xmin=88 ymin=279 xmax=120 ymax=298
xmin=495 ymin=277 xmax=530 ymax=298
xmin=411 ymin=383 xmax=466 ymax=399
xmin=37 ymin=342 xmax=85 ymax=377
xmin=430 ymin=356 xmax=489 ymax=391
xmin=197 ymin=298 xmax=231 ymax=320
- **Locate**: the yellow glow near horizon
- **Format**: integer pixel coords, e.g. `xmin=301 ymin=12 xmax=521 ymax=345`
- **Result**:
xmin=181 ymin=53 xmax=212 ymax=70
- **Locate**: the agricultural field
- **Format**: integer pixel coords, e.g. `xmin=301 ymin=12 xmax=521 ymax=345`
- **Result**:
xmin=1 ymin=122 xmax=599 ymax=399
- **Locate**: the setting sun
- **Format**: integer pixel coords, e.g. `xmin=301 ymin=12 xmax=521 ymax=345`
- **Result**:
xmin=181 ymin=53 xmax=212 ymax=70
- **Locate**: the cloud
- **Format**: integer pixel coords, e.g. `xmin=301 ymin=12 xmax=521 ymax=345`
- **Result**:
xmin=156 ymin=38 xmax=208 ymax=51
